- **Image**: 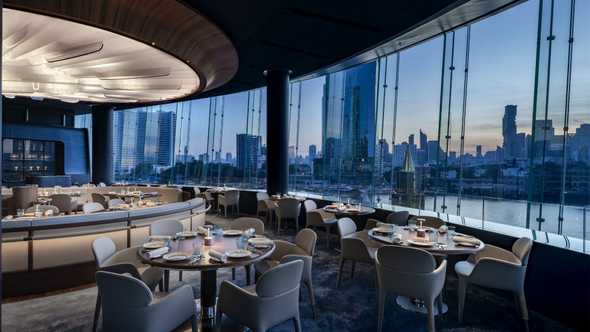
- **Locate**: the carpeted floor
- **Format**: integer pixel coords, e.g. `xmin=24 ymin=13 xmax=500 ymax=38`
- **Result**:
xmin=2 ymin=215 xmax=573 ymax=332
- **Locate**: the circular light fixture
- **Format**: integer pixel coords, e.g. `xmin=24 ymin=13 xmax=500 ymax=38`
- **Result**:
xmin=2 ymin=8 xmax=200 ymax=103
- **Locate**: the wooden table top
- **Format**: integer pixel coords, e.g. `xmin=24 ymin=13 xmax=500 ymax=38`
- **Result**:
xmin=138 ymin=235 xmax=275 ymax=271
xmin=349 ymin=227 xmax=485 ymax=256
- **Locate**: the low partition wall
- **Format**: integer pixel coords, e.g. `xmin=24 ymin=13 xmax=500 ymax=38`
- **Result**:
xmin=1 ymin=198 xmax=206 ymax=297
xmin=207 ymin=187 xmax=588 ymax=331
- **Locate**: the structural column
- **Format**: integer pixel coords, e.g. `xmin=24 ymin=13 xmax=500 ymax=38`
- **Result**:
xmin=91 ymin=105 xmax=114 ymax=185
xmin=264 ymin=69 xmax=291 ymax=195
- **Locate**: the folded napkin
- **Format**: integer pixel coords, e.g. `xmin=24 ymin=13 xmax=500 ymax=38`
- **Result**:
xmin=248 ymin=237 xmax=274 ymax=248
xmin=209 ymin=249 xmax=227 ymax=263
xmin=453 ymin=235 xmax=480 ymax=245
xmin=148 ymin=246 xmax=169 ymax=259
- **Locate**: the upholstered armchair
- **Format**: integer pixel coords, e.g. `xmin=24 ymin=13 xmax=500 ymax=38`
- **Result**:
xmin=218 ymin=190 xmax=240 ymax=217
xmin=255 ymin=229 xmax=318 ymax=317
xmin=95 ymin=271 xmax=197 ymax=332
xmin=337 ymin=217 xmax=373 ymax=287
xmin=276 ymin=198 xmax=301 ymax=233
xmin=304 ymin=199 xmax=337 ymax=248
xmin=217 ymin=260 xmax=304 ymax=332
xmin=376 ymin=246 xmax=447 ymax=332
xmin=455 ymin=237 xmax=533 ymax=331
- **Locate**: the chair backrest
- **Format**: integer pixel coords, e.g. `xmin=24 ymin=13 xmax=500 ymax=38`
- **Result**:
xmin=92 ymin=237 xmax=117 ymax=267
xmin=256 ymin=260 xmax=304 ymax=298
xmin=224 ymin=190 xmax=240 ymax=204
xmin=25 ymin=204 xmax=60 ymax=215
xmin=305 ymin=210 xmax=325 ymax=227
xmin=386 ymin=211 xmax=409 ymax=226
xmin=83 ymin=202 xmax=105 ymax=214
xmin=512 ymin=237 xmax=533 ymax=266
xmin=98 ymin=182 xmax=107 ymax=187
xmin=108 ymin=198 xmax=126 ymax=209
xmin=303 ymin=199 xmax=317 ymax=211
xmin=256 ymin=192 xmax=269 ymax=201
xmin=13 ymin=185 xmax=38 ymax=209
xmin=376 ymin=245 xmax=444 ymax=300
xmin=95 ymin=271 xmax=153 ymax=309
xmin=294 ymin=228 xmax=317 ymax=256
xmin=91 ymin=193 xmax=108 ymax=208
xmin=277 ymin=198 xmax=301 ymax=219
xmin=150 ymin=219 xmax=184 ymax=236
xmin=232 ymin=217 xmax=265 ymax=234
xmin=377 ymin=245 xmax=436 ymax=273
xmin=50 ymin=194 xmax=72 ymax=213
xmin=337 ymin=217 xmax=357 ymax=237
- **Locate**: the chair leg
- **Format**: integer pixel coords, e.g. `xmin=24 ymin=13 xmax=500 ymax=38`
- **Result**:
xmin=306 ymin=280 xmax=317 ymax=319
xmin=231 ymin=268 xmax=236 ymax=280
xmin=158 ymin=279 xmax=164 ymax=292
xmin=377 ymin=290 xmax=385 ymax=332
xmin=179 ymin=270 xmax=183 ymax=282
xmin=426 ymin=300 xmax=436 ymax=332
xmin=164 ymin=269 xmax=170 ymax=292
xmin=351 ymin=261 xmax=356 ymax=279
xmin=245 ymin=265 xmax=252 ymax=285
xmin=517 ymin=293 xmax=529 ymax=332
xmin=293 ymin=315 xmax=302 ymax=332
xmin=92 ymin=294 xmax=101 ymax=332
xmin=337 ymin=259 xmax=345 ymax=288
xmin=191 ymin=314 xmax=198 ymax=332
xmin=457 ymin=277 xmax=467 ymax=323
xmin=325 ymin=226 xmax=330 ymax=249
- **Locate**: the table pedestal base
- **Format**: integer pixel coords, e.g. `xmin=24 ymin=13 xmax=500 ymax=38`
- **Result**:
xmin=396 ymin=296 xmax=448 ymax=316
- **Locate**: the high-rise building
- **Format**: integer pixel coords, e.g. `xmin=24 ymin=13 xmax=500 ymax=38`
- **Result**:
xmin=225 ymin=152 xmax=233 ymax=163
xmin=113 ymin=109 xmax=176 ymax=174
xmin=408 ymin=134 xmax=415 ymax=147
xmin=236 ymin=134 xmax=261 ymax=172
xmin=502 ymin=105 xmax=518 ymax=159
xmin=476 ymin=145 xmax=483 ymax=158
xmin=321 ymin=61 xmax=376 ymax=179
xmin=308 ymin=145 xmax=317 ymax=161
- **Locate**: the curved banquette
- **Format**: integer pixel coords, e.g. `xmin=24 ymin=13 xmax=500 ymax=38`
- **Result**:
xmin=1 ymin=186 xmax=206 ymax=297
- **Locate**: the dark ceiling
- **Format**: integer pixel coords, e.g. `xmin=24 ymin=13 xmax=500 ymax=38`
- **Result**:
xmin=184 ymin=0 xmax=466 ymax=99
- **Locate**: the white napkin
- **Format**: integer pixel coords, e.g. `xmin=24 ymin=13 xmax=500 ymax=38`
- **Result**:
xmin=149 ymin=235 xmax=172 ymax=242
xmin=209 ymin=249 xmax=227 ymax=263
xmin=452 ymin=236 xmax=480 ymax=245
xmin=148 ymin=247 xmax=169 ymax=259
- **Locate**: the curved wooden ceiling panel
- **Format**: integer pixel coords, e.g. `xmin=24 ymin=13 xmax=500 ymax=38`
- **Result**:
xmin=4 ymin=0 xmax=239 ymax=98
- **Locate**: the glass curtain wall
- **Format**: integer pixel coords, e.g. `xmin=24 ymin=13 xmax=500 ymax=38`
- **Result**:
xmin=112 ymin=89 xmax=267 ymax=189
xmin=287 ymin=0 xmax=589 ymax=241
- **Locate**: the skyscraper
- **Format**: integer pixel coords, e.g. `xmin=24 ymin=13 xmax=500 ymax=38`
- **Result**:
xmin=308 ymin=145 xmax=317 ymax=161
xmin=321 ymin=61 xmax=376 ymax=178
xmin=476 ymin=145 xmax=483 ymax=158
xmin=113 ymin=109 xmax=176 ymax=174
xmin=236 ymin=134 xmax=261 ymax=172
xmin=502 ymin=105 xmax=518 ymax=159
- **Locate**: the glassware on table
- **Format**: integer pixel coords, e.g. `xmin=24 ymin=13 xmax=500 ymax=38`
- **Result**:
xmin=16 ymin=209 xmax=24 ymax=217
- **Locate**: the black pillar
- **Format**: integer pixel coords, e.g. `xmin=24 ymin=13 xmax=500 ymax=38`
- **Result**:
xmin=265 ymin=69 xmax=290 ymax=195
xmin=91 ymin=106 xmax=114 ymax=185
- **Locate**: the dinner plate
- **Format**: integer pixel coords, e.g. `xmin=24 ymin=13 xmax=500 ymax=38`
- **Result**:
xmin=143 ymin=241 xmax=166 ymax=249
xmin=163 ymin=252 xmax=189 ymax=262
xmin=406 ymin=239 xmax=435 ymax=247
xmin=223 ymin=229 xmax=243 ymax=236
xmin=177 ymin=231 xmax=198 ymax=238
xmin=373 ymin=227 xmax=394 ymax=234
xmin=226 ymin=249 xmax=252 ymax=259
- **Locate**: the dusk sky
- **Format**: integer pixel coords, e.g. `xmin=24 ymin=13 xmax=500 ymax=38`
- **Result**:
xmin=141 ymin=0 xmax=588 ymax=158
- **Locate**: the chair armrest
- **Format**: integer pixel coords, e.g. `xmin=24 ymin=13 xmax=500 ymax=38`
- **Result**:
xmin=148 ymin=284 xmax=195 ymax=330
xmin=470 ymin=257 xmax=526 ymax=292
xmin=100 ymin=263 xmax=141 ymax=280
xmin=218 ymin=280 xmax=258 ymax=314
xmin=470 ymin=244 xmax=520 ymax=265
xmin=270 ymin=240 xmax=306 ymax=261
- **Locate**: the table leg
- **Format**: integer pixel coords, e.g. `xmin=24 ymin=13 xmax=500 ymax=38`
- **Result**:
xmin=201 ymin=270 xmax=217 ymax=321
xmin=164 ymin=270 xmax=170 ymax=292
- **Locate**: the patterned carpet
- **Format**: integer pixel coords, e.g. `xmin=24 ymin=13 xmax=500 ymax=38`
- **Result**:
xmin=2 ymin=215 xmax=573 ymax=332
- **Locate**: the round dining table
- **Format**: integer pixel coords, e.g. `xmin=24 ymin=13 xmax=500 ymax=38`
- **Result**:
xmin=322 ymin=205 xmax=376 ymax=217
xmin=347 ymin=225 xmax=484 ymax=315
xmin=138 ymin=232 xmax=275 ymax=330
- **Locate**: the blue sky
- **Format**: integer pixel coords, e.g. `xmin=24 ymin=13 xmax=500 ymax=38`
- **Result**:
xmin=144 ymin=0 xmax=588 ymax=158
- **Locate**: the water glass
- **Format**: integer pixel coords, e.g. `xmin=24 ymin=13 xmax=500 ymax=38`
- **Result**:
xmin=16 ymin=209 xmax=24 ymax=217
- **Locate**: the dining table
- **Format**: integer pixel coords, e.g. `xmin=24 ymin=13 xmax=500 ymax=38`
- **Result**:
xmin=348 ymin=225 xmax=484 ymax=315
xmin=322 ymin=204 xmax=376 ymax=217
xmin=138 ymin=230 xmax=275 ymax=331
